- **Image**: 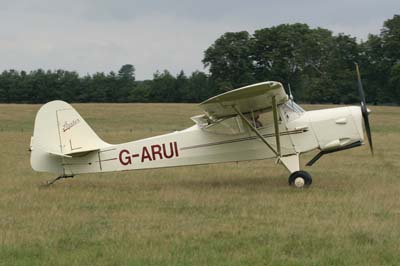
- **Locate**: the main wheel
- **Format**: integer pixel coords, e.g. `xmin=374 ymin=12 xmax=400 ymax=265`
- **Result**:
xmin=288 ymin=171 xmax=312 ymax=188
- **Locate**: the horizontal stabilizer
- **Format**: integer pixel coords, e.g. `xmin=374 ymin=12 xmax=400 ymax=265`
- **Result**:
xmin=48 ymin=151 xmax=72 ymax=158
xmin=48 ymin=148 xmax=100 ymax=158
xmin=64 ymin=148 xmax=100 ymax=156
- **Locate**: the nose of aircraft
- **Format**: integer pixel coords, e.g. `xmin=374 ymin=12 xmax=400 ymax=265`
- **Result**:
xmin=307 ymin=106 xmax=364 ymax=151
xmin=308 ymin=64 xmax=373 ymax=156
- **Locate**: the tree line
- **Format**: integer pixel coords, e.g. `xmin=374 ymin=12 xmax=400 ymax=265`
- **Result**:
xmin=0 ymin=65 xmax=216 ymax=104
xmin=0 ymin=15 xmax=399 ymax=104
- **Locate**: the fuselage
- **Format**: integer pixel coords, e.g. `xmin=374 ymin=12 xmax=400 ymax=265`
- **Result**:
xmin=59 ymin=103 xmax=364 ymax=176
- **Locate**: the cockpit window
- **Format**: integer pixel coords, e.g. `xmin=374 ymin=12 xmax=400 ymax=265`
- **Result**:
xmin=291 ymin=102 xmax=305 ymax=113
xmin=204 ymin=116 xmax=246 ymax=135
xmin=281 ymin=102 xmax=305 ymax=121
xmin=254 ymin=111 xmax=279 ymax=129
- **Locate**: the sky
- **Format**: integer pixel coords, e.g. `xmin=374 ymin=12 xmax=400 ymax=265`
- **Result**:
xmin=0 ymin=0 xmax=398 ymax=80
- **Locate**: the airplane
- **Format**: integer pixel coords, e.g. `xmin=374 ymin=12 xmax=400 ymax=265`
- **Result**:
xmin=30 ymin=64 xmax=373 ymax=188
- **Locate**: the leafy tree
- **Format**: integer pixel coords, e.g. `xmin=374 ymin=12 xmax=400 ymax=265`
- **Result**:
xmin=182 ymin=71 xmax=213 ymax=102
xmin=203 ymin=31 xmax=255 ymax=92
xmin=129 ymin=80 xmax=152 ymax=102
xmin=253 ymin=24 xmax=312 ymax=83
xmin=149 ymin=70 xmax=177 ymax=102
xmin=358 ymin=15 xmax=400 ymax=104
xmin=325 ymin=34 xmax=360 ymax=103
xmin=28 ymin=69 xmax=58 ymax=103
xmin=56 ymin=70 xmax=81 ymax=102
xmin=359 ymin=34 xmax=390 ymax=104
xmin=252 ymin=24 xmax=334 ymax=101
xmin=389 ymin=63 xmax=400 ymax=103
xmin=116 ymin=65 xmax=136 ymax=102
xmin=381 ymin=15 xmax=400 ymax=64
xmin=0 ymin=70 xmax=18 ymax=103
xmin=84 ymin=72 xmax=109 ymax=102
xmin=118 ymin=64 xmax=135 ymax=81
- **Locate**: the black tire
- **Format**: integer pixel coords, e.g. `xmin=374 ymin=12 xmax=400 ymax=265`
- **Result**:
xmin=288 ymin=170 xmax=312 ymax=188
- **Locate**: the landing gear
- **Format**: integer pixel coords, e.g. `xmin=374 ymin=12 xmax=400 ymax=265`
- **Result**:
xmin=288 ymin=171 xmax=312 ymax=188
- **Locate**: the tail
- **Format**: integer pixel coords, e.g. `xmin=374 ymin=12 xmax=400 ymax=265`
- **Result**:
xmin=30 ymin=101 xmax=109 ymax=174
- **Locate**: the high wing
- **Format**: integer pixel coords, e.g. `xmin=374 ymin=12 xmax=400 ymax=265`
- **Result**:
xmin=199 ymin=81 xmax=289 ymax=158
xmin=199 ymin=81 xmax=288 ymax=120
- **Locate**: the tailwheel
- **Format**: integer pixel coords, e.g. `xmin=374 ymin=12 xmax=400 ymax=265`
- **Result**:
xmin=288 ymin=171 xmax=312 ymax=188
xmin=44 ymin=174 xmax=75 ymax=186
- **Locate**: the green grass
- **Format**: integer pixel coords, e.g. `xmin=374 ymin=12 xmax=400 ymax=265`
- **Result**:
xmin=0 ymin=103 xmax=399 ymax=266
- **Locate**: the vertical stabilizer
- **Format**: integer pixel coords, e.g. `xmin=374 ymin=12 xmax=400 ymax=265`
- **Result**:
xmin=30 ymin=101 xmax=109 ymax=174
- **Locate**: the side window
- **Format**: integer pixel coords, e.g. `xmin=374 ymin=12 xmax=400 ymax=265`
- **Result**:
xmin=257 ymin=112 xmax=276 ymax=129
xmin=248 ymin=111 xmax=280 ymax=129
xmin=205 ymin=116 xmax=246 ymax=135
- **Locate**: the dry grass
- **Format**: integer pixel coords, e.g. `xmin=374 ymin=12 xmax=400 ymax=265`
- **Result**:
xmin=0 ymin=103 xmax=399 ymax=266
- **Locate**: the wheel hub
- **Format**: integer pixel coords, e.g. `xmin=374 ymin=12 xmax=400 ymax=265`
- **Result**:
xmin=294 ymin=177 xmax=305 ymax=188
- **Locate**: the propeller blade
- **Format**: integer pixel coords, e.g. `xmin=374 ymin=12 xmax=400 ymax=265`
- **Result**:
xmin=363 ymin=111 xmax=374 ymax=155
xmin=355 ymin=63 xmax=374 ymax=155
xmin=355 ymin=63 xmax=367 ymax=112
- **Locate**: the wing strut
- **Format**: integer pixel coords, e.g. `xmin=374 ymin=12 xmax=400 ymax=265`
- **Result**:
xmin=271 ymin=96 xmax=281 ymax=156
xmin=231 ymin=104 xmax=279 ymax=157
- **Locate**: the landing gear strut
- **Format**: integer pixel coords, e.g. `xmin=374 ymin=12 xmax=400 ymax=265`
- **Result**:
xmin=288 ymin=171 xmax=312 ymax=188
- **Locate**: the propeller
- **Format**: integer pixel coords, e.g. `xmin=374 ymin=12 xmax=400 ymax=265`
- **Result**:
xmin=355 ymin=63 xmax=374 ymax=155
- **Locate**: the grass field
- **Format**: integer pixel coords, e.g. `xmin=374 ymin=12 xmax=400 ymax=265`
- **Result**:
xmin=0 ymin=103 xmax=399 ymax=266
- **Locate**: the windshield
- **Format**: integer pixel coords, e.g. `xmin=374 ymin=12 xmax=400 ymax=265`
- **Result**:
xmin=280 ymin=102 xmax=305 ymax=121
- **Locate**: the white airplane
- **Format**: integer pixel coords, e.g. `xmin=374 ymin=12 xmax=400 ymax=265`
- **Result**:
xmin=30 ymin=64 xmax=373 ymax=187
